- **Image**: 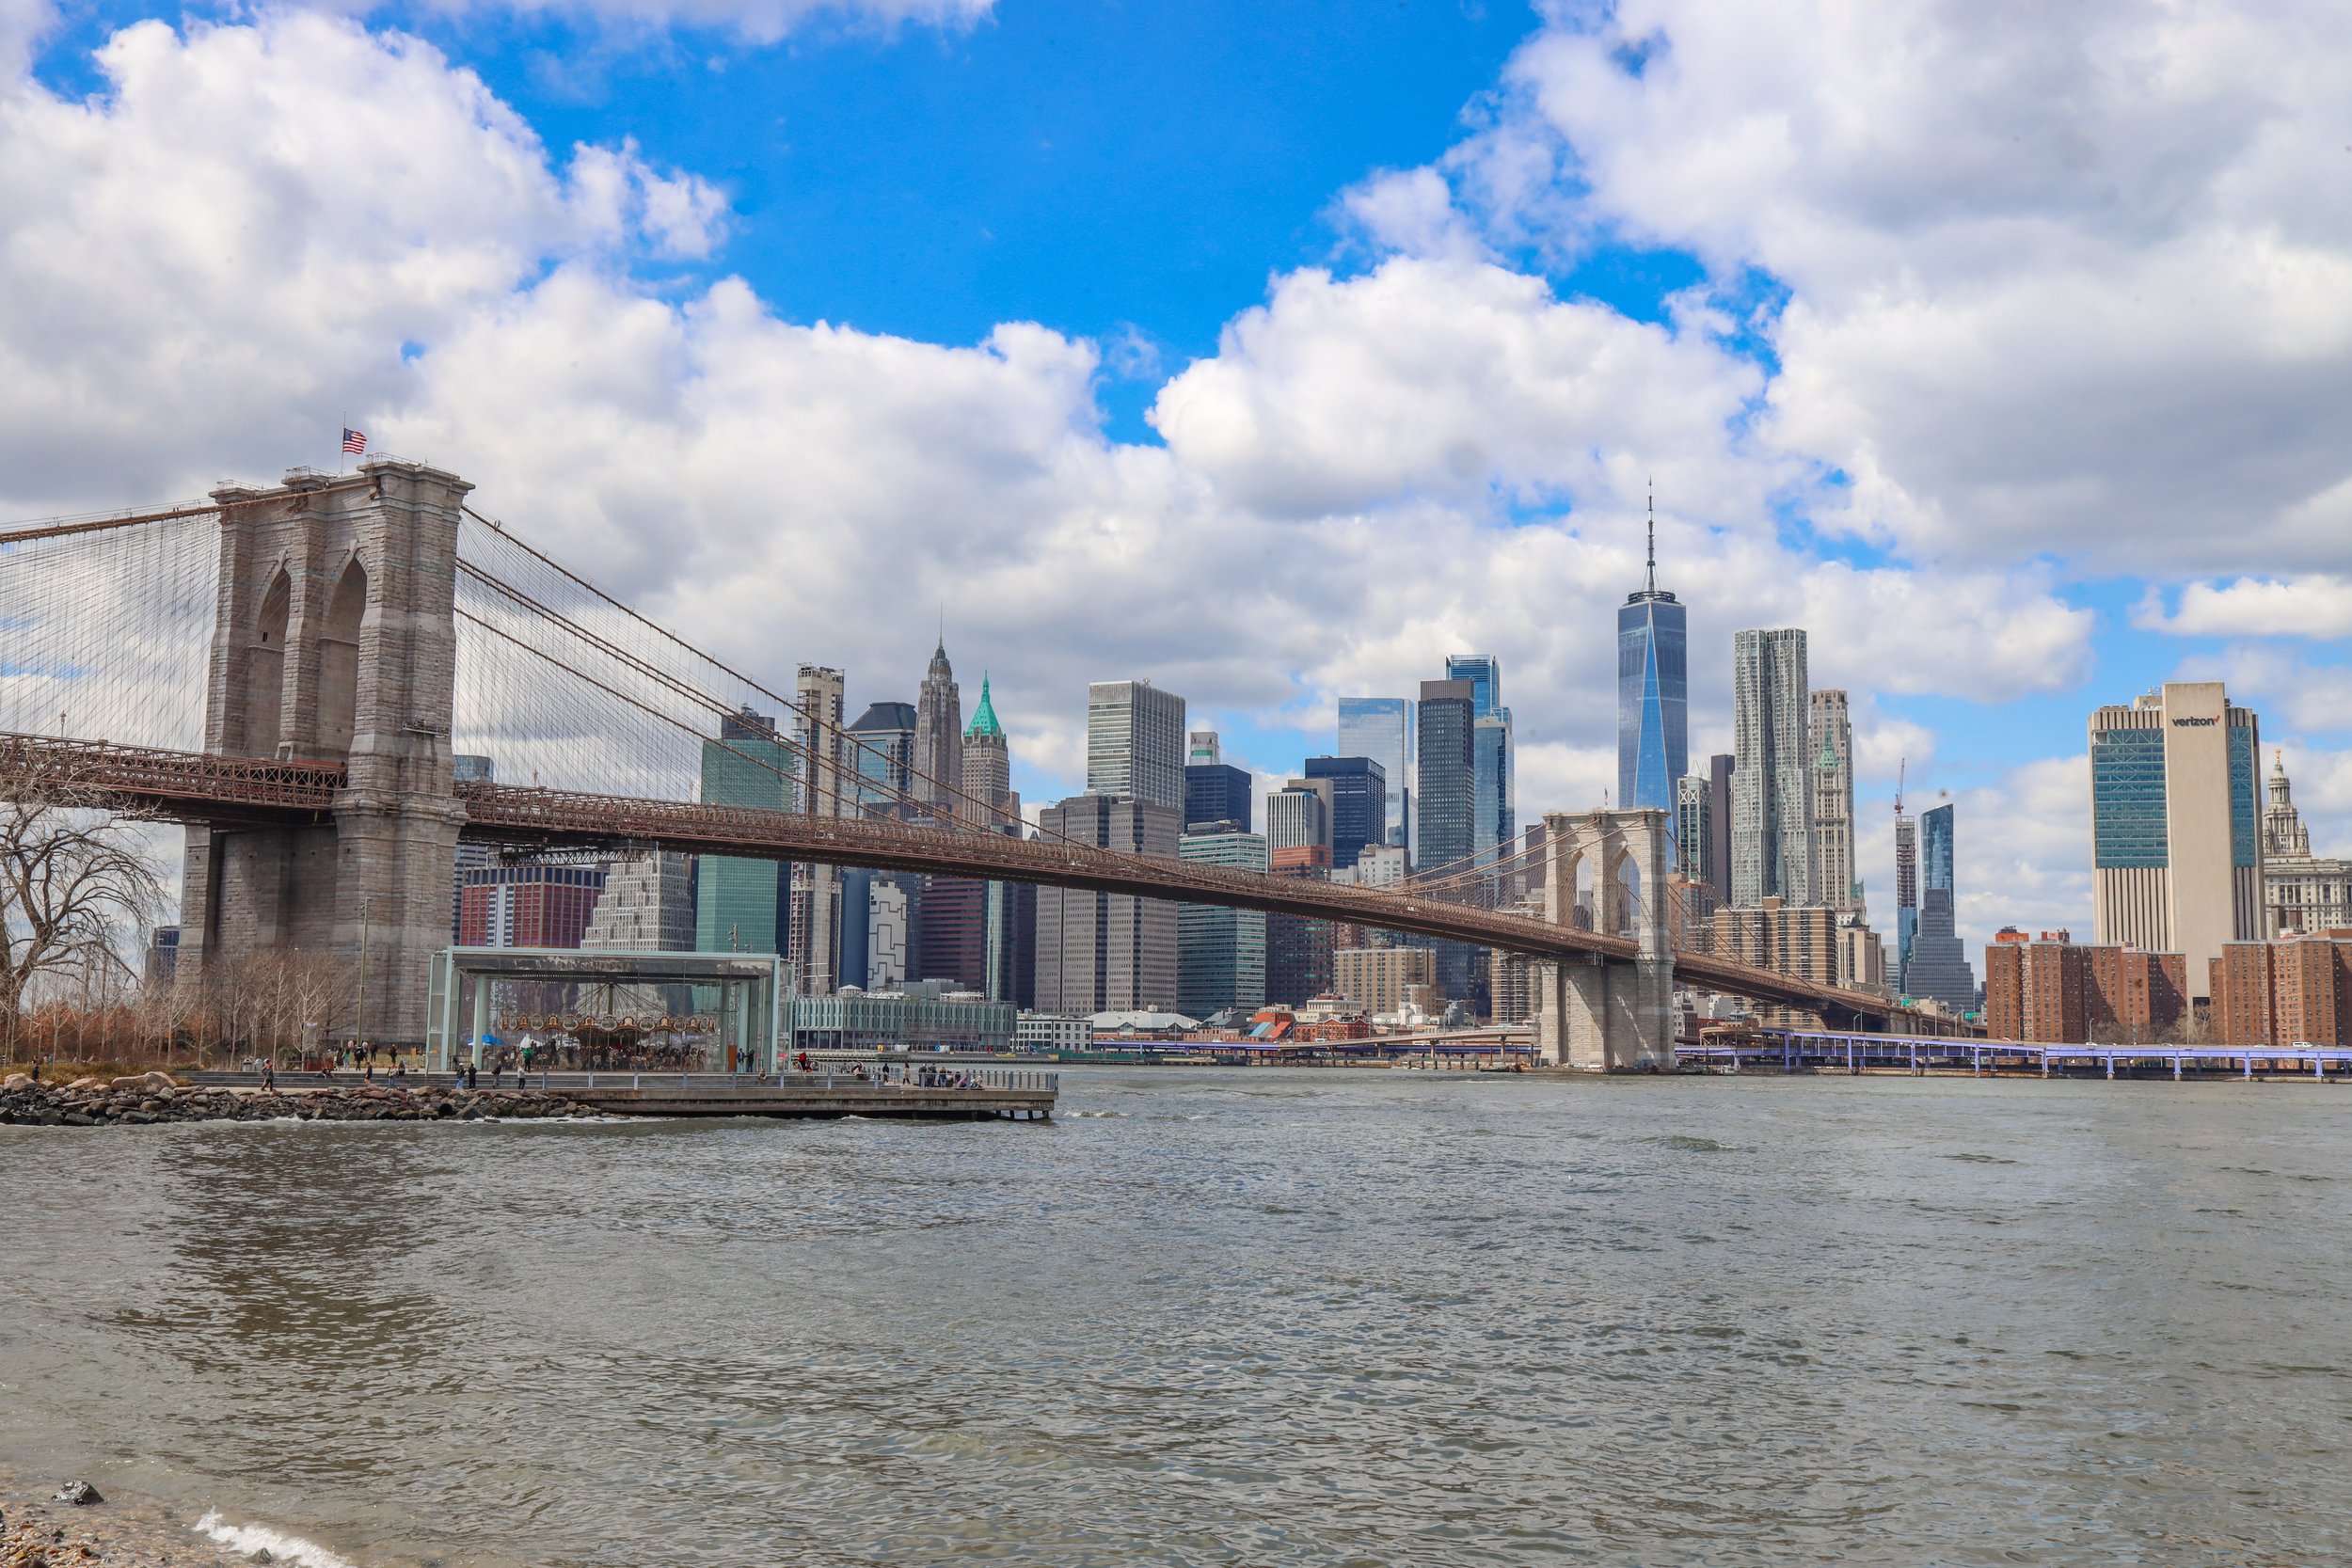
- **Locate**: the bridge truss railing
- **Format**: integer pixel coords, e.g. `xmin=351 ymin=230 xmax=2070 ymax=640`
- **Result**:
xmin=455 ymin=777 xmax=1633 ymax=960
xmin=0 ymin=722 xmax=1917 ymax=1022
xmin=0 ymin=732 xmax=344 ymax=815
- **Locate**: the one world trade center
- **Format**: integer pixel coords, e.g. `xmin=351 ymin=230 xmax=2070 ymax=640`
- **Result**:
xmin=1616 ymin=496 xmax=1688 ymax=828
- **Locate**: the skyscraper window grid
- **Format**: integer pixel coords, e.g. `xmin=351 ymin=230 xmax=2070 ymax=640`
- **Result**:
xmin=1730 ymin=628 xmax=1816 ymax=909
xmin=1087 ymin=679 xmax=1186 ymax=812
xmin=1416 ymin=679 xmax=1477 ymax=876
xmin=1809 ymin=689 xmax=1859 ymax=915
xmin=1302 ymin=755 xmax=1387 ymax=872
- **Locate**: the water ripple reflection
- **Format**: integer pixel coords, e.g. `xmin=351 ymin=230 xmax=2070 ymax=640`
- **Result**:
xmin=2 ymin=1071 xmax=2350 ymax=1565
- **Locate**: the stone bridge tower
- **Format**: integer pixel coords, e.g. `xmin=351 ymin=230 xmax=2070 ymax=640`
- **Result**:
xmin=178 ymin=461 xmax=471 ymax=1048
xmin=1534 ymin=807 xmax=1676 ymax=1069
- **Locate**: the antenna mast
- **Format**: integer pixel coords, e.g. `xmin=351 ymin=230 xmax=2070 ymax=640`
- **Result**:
xmin=1645 ymin=477 xmax=1657 ymax=594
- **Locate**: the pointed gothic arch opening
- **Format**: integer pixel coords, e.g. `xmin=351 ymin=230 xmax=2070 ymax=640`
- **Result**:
xmin=244 ymin=568 xmax=291 ymax=755
xmin=1571 ymin=851 xmax=1597 ymax=931
xmin=317 ymin=556 xmax=368 ymax=755
xmin=1611 ymin=848 xmax=1643 ymax=940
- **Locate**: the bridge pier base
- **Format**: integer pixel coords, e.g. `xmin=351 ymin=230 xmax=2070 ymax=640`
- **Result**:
xmin=1537 ymin=955 xmax=1675 ymax=1070
xmin=1535 ymin=809 xmax=1676 ymax=1071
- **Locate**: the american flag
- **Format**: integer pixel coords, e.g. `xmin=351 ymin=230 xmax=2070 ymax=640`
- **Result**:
xmin=342 ymin=427 xmax=367 ymax=455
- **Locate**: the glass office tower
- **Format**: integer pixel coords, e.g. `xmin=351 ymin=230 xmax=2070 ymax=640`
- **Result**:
xmin=1904 ymin=802 xmax=1977 ymax=1008
xmin=696 ymin=708 xmax=793 ymax=955
xmin=1338 ymin=696 xmax=1413 ymax=851
xmin=1446 ymin=656 xmax=1513 ymax=867
xmin=1617 ymin=585 xmax=1687 ymax=817
xmin=1416 ymin=681 xmax=1477 ymax=875
xmin=1302 ymin=756 xmax=1387 ymax=871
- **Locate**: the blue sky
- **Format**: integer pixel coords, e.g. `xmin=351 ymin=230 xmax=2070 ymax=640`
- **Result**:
xmin=5 ymin=0 xmax=2351 ymax=955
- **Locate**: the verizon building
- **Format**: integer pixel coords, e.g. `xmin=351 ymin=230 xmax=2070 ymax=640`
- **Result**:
xmin=2089 ymin=682 xmax=2264 ymax=1001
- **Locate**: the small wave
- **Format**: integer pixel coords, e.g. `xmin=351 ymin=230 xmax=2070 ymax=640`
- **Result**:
xmin=1070 ymin=1109 xmax=1129 ymax=1118
xmin=193 ymin=1509 xmax=358 ymax=1568
xmin=1645 ymin=1134 xmax=1737 ymax=1152
xmin=1941 ymin=1152 xmax=2021 ymax=1165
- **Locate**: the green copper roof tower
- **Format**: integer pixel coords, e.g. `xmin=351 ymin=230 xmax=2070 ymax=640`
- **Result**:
xmin=967 ymin=673 xmax=1004 ymax=739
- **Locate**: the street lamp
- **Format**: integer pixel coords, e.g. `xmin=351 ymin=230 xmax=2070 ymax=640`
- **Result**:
xmin=355 ymin=895 xmax=373 ymax=1058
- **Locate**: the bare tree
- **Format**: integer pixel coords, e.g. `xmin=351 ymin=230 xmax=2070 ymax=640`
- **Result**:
xmin=199 ymin=948 xmax=355 ymax=1069
xmin=0 ymin=757 xmax=167 ymax=1057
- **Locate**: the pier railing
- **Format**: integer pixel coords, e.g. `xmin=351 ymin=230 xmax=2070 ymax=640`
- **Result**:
xmin=190 ymin=1067 xmax=1059 ymax=1094
xmin=553 ymin=1067 xmax=1059 ymax=1093
xmin=1685 ymin=1031 xmax=2352 ymax=1081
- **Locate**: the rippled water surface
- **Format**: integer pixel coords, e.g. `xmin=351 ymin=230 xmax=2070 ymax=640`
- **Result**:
xmin=5 ymin=1069 xmax=2352 ymax=1566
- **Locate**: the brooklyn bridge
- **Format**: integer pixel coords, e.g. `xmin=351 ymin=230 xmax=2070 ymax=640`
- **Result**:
xmin=0 ymin=458 xmax=1965 ymax=1067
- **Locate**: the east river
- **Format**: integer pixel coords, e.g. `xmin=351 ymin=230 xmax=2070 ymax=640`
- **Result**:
xmin=4 ymin=1069 xmax=2350 ymax=1566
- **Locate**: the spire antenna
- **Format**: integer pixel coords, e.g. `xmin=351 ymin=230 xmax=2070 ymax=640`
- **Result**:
xmin=1645 ymin=476 xmax=1657 ymax=594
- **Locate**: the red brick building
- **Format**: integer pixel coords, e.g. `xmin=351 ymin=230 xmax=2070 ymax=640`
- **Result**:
xmin=458 ymin=864 xmax=606 ymax=949
xmin=914 ymin=874 xmax=989 ymax=990
xmin=1984 ymin=929 xmax=2186 ymax=1043
xmin=2208 ymin=933 xmax=2352 ymax=1047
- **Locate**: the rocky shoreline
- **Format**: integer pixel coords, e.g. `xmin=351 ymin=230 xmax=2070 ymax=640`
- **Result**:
xmin=3 ymin=1478 xmax=188 ymax=1568
xmin=0 ymin=1073 xmax=594 ymax=1128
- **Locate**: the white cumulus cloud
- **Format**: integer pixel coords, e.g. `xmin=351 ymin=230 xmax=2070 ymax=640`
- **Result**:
xmin=1456 ymin=0 xmax=2352 ymax=574
xmin=1149 ymin=256 xmax=1772 ymax=520
xmin=0 ymin=12 xmax=723 ymax=510
xmin=2136 ymin=575 xmax=2352 ymax=640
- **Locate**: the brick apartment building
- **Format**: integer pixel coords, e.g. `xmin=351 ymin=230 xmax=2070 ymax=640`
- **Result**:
xmin=2207 ymin=932 xmax=2352 ymax=1048
xmin=1981 ymin=929 xmax=2189 ymax=1043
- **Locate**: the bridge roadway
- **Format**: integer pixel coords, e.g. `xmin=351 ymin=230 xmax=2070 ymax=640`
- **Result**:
xmin=4 ymin=731 xmax=1912 ymax=1026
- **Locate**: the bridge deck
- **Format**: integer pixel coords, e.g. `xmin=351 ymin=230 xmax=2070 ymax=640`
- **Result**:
xmin=1 ymin=730 xmax=1925 ymax=1027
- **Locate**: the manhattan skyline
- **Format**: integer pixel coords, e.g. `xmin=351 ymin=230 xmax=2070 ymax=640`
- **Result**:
xmin=2 ymin=3 xmax=2347 ymax=962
